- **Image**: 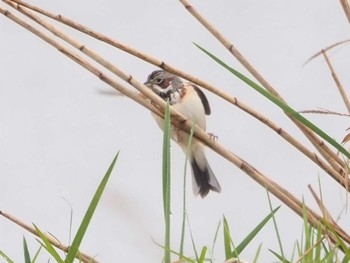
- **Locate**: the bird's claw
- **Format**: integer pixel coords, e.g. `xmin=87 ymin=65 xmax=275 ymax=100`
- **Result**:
xmin=208 ymin=132 xmax=218 ymax=141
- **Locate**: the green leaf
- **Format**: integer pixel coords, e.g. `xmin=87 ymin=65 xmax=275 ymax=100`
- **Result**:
xmin=0 ymin=250 xmax=15 ymax=263
xmin=266 ymin=189 xmax=284 ymax=258
xmin=235 ymin=206 xmax=280 ymax=255
xmin=294 ymin=240 xmax=302 ymax=260
xmin=23 ymin=237 xmax=31 ymax=263
xmin=152 ymin=238 xmax=195 ymax=263
xmin=269 ymin=249 xmax=291 ymax=263
xmin=32 ymin=245 xmax=43 ymax=263
xmin=211 ymin=220 xmax=221 ymax=255
xmin=314 ymin=224 xmax=323 ymax=262
xmin=341 ymin=254 xmax=350 ymax=263
xmin=323 ymin=219 xmax=350 ymax=260
xmin=194 ymin=43 xmax=350 ymax=159
xmin=198 ymin=246 xmax=207 ymax=263
xmin=34 ymin=225 xmax=64 ymax=263
xmin=323 ymin=248 xmax=336 ymax=263
xmin=223 ymin=215 xmax=233 ymax=259
xmin=301 ymin=202 xmax=312 ymax=261
xmin=162 ymin=101 xmax=171 ymax=263
xmin=65 ymin=153 xmax=119 ymax=263
xmin=186 ymin=214 xmax=199 ymax=261
xmin=252 ymin=243 xmax=263 ymax=263
xmin=179 ymin=124 xmax=195 ymax=258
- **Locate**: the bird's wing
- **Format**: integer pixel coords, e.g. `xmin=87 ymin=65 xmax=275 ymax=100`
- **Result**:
xmin=192 ymin=85 xmax=211 ymax=115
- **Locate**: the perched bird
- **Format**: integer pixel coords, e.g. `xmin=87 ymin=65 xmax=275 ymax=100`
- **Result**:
xmin=144 ymin=70 xmax=221 ymax=198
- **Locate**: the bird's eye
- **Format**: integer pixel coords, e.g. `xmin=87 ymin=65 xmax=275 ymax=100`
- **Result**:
xmin=155 ymin=78 xmax=163 ymax=84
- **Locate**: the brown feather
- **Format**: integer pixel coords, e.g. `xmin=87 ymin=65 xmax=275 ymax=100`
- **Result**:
xmin=193 ymin=85 xmax=211 ymax=115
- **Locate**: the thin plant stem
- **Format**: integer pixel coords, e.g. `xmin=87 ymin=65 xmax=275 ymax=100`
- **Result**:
xmin=339 ymin=0 xmax=350 ymax=23
xmin=321 ymin=50 xmax=350 ymax=115
xmin=306 ymin=39 xmax=350 ymax=63
xmin=266 ymin=190 xmax=284 ymax=258
xmin=162 ymin=102 xmax=172 ymax=263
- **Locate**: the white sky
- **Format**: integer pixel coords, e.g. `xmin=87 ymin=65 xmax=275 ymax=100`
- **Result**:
xmin=1 ymin=1 xmax=350 ymax=262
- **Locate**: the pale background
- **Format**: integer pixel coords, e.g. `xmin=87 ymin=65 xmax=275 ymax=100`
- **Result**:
xmin=1 ymin=1 xmax=350 ymax=262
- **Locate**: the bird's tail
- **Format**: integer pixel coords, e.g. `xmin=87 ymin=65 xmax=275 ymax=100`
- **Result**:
xmin=190 ymin=144 xmax=221 ymax=198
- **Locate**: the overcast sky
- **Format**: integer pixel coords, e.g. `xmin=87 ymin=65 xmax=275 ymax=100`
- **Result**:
xmin=1 ymin=1 xmax=350 ymax=262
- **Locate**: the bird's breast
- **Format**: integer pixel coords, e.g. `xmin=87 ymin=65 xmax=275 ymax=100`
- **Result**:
xmin=173 ymin=85 xmax=206 ymax=130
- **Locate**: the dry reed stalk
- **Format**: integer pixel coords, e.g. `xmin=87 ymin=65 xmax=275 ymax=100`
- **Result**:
xmin=0 ymin=210 xmax=99 ymax=263
xmin=340 ymin=0 xmax=350 ymax=23
xmin=322 ymin=53 xmax=350 ymax=191
xmin=321 ymin=50 xmax=350 ymax=115
xmin=300 ymin=109 xmax=350 ymax=117
xmin=309 ymin=184 xmax=350 ymax=243
xmin=2 ymin=0 xmax=350 ymax=248
xmin=306 ymin=39 xmax=350 ymax=63
xmin=294 ymin=237 xmax=325 ymax=263
xmin=178 ymin=0 xmax=347 ymax=174
xmin=5 ymin=0 xmax=350 ymax=190
xmin=307 ymin=186 xmax=350 ymax=259
xmin=308 ymin=42 xmax=350 ymax=192
xmin=308 ymin=185 xmax=335 ymax=226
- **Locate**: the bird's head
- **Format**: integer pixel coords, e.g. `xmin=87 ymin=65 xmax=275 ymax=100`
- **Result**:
xmin=144 ymin=70 xmax=183 ymax=99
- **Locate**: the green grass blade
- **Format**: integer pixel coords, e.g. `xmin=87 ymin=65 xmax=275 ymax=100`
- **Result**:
xmin=179 ymin=124 xmax=195 ymax=258
xmin=34 ymin=225 xmax=64 ymax=263
xmin=162 ymin=101 xmax=171 ymax=263
xmin=323 ymin=219 xmax=350 ymax=260
xmin=152 ymin=238 xmax=196 ymax=263
xmin=301 ymin=202 xmax=312 ymax=262
xmin=252 ymin=243 xmax=263 ymax=263
xmin=179 ymin=209 xmax=186 ymax=259
xmin=323 ymin=247 xmax=336 ymax=263
xmin=314 ymin=224 xmax=322 ymax=262
xmin=23 ymin=236 xmax=31 ymax=263
xmin=65 ymin=153 xmax=119 ymax=263
xmin=186 ymin=214 xmax=199 ymax=261
xmin=61 ymin=197 xmax=74 ymax=246
xmin=235 ymin=206 xmax=280 ymax=255
xmin=342 ymin=254 xmax=350 ymax=263
xmin=223 ymin=215 xmax=233 ymax=259
xmin=0 ymin=250 xmax=15 ymax=263
xmin=266 ymin=189 xmax=284 ymax=258
xmin=198 ymin=246 xmax=207 ymax=263
xmin=32 ymin=245 xmax=43 ymax=263
xmin=294 ymin=240 xmax=301 ymax=260
xmin=194 ymin=43 xmax=350 ymax=159
xmin=211 ymin=220 xmax=221 ymax=255
xmin=269 ymin=249 xmax=291 ymax=263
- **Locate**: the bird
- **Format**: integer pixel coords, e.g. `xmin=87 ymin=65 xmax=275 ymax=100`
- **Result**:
xmin=144 ymin=70 xmax=221 ymax=198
